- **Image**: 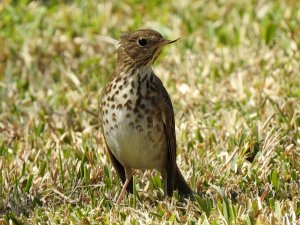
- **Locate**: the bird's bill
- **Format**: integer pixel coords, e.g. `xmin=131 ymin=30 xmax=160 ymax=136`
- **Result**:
xmin=166 ymin=38 xmax=180 ymax=44
xmin=158 ymin=38 xmax=180 ymax=47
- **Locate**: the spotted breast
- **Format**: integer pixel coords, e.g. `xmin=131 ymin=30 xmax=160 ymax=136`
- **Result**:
xmin=100 ymin=64 xmax=167 ymax=171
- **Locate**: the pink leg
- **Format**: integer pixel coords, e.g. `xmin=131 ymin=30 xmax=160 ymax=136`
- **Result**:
xmin=116 ymin=167 xmax=133 ymax=204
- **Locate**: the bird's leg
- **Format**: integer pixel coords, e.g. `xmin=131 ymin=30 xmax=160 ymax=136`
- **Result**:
xmin=116 ymin=167 xmax=133 ymax=204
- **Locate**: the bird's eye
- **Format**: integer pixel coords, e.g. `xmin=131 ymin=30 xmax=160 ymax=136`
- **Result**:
xmin=137 ymin=38 xmax=147 ymax=47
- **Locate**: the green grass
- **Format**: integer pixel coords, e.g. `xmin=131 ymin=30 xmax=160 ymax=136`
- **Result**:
xmin=0 ymin=0 xmax=300 ymax=224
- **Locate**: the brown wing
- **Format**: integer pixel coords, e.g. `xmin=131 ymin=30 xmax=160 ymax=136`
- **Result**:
xmin=153 ymin=73 xmax=176 ymax=196
xmin=153 ymin=73 xmax=193 ymax=197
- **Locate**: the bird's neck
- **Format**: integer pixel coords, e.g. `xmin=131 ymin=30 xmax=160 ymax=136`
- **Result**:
xmin=117 ymin=61 xmax=153 ymax=79
xmin=113 ymin=62 xmax=155 ymax=99
xmin=136 ymin=63 xmax=153 ymax=77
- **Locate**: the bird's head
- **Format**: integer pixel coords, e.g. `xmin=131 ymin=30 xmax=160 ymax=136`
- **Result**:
xmin=117 ymin=29 xmax=179 ymax=69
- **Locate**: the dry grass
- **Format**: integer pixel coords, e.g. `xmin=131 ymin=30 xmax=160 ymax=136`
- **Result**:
xmin=0 ymin=0 xmax=300 ymax=224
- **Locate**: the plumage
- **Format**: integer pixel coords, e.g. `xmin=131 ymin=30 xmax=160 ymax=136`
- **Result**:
xmin=99 ymin=29 xmax=193 ymax=203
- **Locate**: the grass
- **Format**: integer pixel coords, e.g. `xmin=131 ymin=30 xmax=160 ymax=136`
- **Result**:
xmin=0 ymin=0 xmax=300 ymax=224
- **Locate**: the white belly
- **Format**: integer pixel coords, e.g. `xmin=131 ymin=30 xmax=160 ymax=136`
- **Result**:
xmin=103 ymin=109 xmax=167 ymax=170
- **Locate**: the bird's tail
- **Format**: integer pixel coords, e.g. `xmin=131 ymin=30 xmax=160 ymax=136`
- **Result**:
xmin=175 ymin=165 xmax=194 ymax=197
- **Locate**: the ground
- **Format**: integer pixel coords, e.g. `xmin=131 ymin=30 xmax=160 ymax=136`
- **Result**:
xmin=0 ymin=0 xmax=300 ymax=224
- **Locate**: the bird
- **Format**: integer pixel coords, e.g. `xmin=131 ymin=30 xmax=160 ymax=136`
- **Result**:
xmin=99 ymin=28 xmax=193 ymax=203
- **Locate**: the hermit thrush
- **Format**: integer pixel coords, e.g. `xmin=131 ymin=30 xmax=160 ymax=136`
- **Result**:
xmin=99 ymin=29 xmax=193 ymax=203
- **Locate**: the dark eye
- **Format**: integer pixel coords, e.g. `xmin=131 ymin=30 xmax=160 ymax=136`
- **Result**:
xmin=137 ymin=38 xmax=147 ymax=46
